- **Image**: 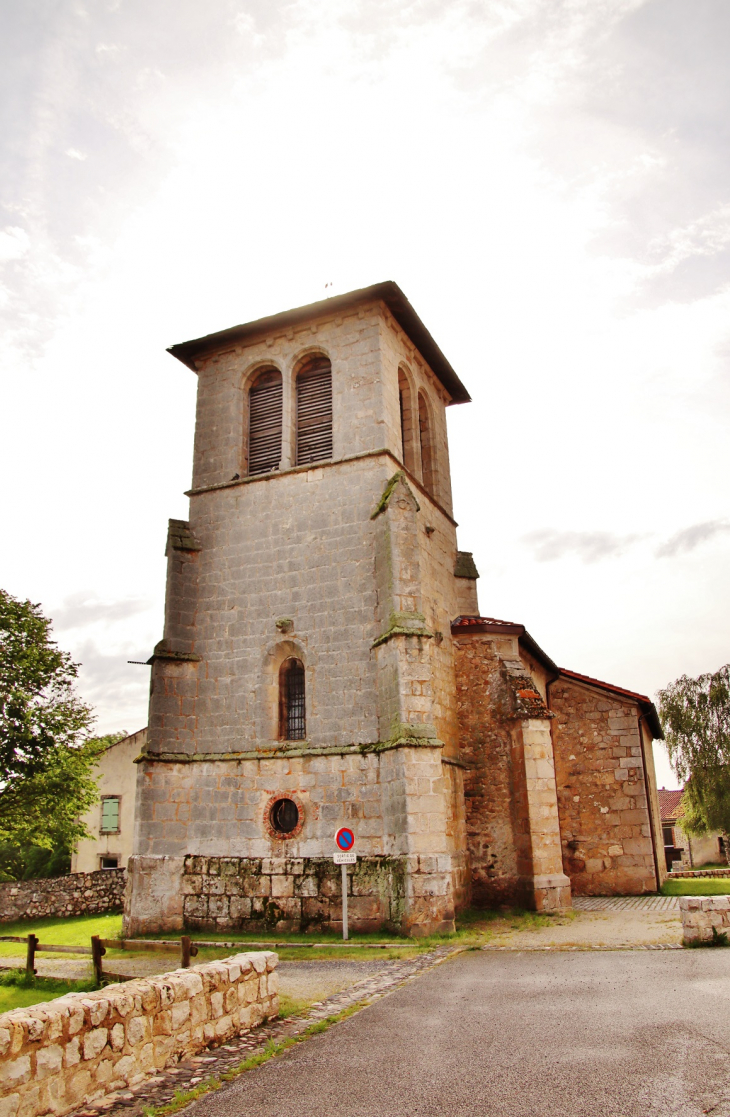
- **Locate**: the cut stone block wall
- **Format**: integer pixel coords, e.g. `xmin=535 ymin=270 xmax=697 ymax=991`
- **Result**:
xmin=679 ymin=896 xmax=730 ymax=944
xmin=182 ymin=854 xmax=406 ymax=933
xmin=550 ymin=680 xmax=659 ymax=895
xmin=0 ymin=871 xmax=126 ymax=925
xmin=0 ymin=951 xmax=278 ymax=1117
xmin=126 ymin=853 xmax=458 ymax=936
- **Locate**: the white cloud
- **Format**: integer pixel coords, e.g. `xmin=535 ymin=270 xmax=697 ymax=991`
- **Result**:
xmin=1 ymin=0 xmax=729 ymax=732
xmin=0 ymin=226 xmax=29 ymax=262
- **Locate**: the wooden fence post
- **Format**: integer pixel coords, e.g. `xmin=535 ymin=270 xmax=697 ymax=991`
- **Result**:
xmin=91 ymin=935 xmax=105 ymax=985
xmin=25 ymin=934 xmax=38 ymax=979
xmin=181 ymin=936 xmax=198 ymax=968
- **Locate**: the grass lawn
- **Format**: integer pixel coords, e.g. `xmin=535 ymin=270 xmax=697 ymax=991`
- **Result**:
xmin=0 ymin=913 xmax=123 ymax=958
xmin=0 ymin=972 xmax=96 ymax=1014
xmin=662 ymin=878 xmax=730 ymax=896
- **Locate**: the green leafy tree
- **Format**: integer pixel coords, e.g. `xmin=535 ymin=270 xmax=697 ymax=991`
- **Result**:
xmin=657 ymin=664 xmax=730 ymax=860
xmin=0 ymin=589 xmax=117 ymax=874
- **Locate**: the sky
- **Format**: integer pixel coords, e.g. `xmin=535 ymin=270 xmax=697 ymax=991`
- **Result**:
xmin=2 ymin=0 xmax=729 ymax=790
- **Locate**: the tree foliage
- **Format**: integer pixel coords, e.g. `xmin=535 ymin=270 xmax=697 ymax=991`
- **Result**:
xmin=657 ymin=664 xmax=730 ymax=838
xmin=0 ymin=589 xmax=120 ymax=866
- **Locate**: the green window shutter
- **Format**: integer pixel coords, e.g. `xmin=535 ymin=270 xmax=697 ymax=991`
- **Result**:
xmin=101 ymin=798 xmax=120 ymax=832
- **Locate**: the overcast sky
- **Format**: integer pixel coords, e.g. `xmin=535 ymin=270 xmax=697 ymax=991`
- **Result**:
xmin=2 ymin=0 xmax=729 ymax=789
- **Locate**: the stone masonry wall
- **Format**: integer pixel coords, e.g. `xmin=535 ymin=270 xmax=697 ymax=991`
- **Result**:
xmin=679 ymin=896 xmax=730 ymax=944
xmin=453 ymin=635 xmax=527 ymax=907
xmin=0 ymin=951 xmax=278 ymax=1117
xmin=549 ymin=679 xmax=658 ymax=895
xmin=182 ymin=855 xmax=407 ymax=933
xmin=0 ymin=871 xmax=126 ymax=925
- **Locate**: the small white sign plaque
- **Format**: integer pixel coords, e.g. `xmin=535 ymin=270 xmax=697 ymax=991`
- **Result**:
xmin=333 ymin=850 xmax=357 ymax=865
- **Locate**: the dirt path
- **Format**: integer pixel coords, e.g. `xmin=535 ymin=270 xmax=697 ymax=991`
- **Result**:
xmin=484 ymin=907 xmax=682 ymax=950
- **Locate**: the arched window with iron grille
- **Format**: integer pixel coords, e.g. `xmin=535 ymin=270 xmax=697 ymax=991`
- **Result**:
xmin=247 ymin=367 xmax=283 ymax=475
xmin=279 ymin=658 xmax=306 ymax=740
xmin=295 ymin=356 xmax=332 ymax=466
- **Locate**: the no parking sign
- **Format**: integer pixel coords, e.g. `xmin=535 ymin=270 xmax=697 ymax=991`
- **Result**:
xmin=334 ymin=828 xmax=356 ymax=940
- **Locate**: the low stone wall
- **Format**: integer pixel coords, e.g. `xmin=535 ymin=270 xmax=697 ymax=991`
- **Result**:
xmin=183 ymin=855 xmax=409 ymax=934
xmin=0 ymin=871 xmax=126 ymax=924
xmin=671 ymin=867 xmax=730 ymax=879
xmin=0 ymin=951 xmax=278 ymax=1117
xmin=679 ymin=896 xmax=730 ymax=944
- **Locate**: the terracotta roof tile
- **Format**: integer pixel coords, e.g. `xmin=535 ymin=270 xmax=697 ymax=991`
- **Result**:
xmin=658 ymin=789 xmax=684 ymax=822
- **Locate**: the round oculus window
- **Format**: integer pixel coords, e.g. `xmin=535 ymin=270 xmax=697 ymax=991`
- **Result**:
xmin=270 ymin=797 xmax=300 ymax=835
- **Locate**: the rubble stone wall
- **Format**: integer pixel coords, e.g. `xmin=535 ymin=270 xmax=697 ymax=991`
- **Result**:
xmin=453 ymin=634 xmax=527 ymax=907
xmin=550 ymin=680 xmax=659 ymax=895
xmin=0 ymin=951 xmax=278 ymax=1117
xmin=679 ymin=896 xmax=730 ymax=944
xmin=0 ymin=870 xmax=126 ymax=925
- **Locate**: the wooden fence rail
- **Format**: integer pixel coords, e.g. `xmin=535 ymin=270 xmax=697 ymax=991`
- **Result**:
xmin=91 ymin=935 xmax=198 ymax=984
xmin=0 ymin=935 xmax=92 ymax=977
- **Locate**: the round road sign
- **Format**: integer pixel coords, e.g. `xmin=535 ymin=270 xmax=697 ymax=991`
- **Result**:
xmin=335 ymin=827 xmax=355 ymax=851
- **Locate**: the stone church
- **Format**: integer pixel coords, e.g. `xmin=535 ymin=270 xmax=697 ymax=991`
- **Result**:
xmin=125 ymin=282 xmax=665 ymax=937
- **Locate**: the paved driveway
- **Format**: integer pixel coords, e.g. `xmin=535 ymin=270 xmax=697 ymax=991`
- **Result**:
xmin=191 ymin=949 xmax=730 ymax=1117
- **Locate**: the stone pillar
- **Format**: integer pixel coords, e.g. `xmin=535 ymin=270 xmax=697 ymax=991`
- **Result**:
xmin=515 ymin=719 xmax=572 ymax=911
xmin=123 ymin=855 xmax=185 ymax=936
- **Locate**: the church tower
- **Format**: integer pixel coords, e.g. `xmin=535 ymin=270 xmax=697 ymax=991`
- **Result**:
xmin=125 ymin=282 xmax=477 ymax=936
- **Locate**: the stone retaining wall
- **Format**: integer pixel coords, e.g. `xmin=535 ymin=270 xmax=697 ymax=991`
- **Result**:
xmin=671 ymin=867 xmax=730 ymax=879
xmin=679 ymin=896 xmax=730 ymax=944
xmin=0 ymin=951 xmax=278 ymax=1117
xmin=0 ymin=871 xmax=126 ymax=925
xmin=182 ymin=854 xmax=410 ymax=933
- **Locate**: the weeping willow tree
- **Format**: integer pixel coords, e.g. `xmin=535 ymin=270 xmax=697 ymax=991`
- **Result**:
xmin=657 ymin=664 xmax=730 ymax=863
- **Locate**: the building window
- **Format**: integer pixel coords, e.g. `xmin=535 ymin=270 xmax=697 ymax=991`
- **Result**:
xmin=100 ymin=856 xmax=119 ymax=869
xmin=662 ymin=826 xmax=674 ymax=847
xmin=418 ymin=391 xmax=437 ymax=498
xmin=279 ymin=658 xmax=306 ymax=740
xmin=248 ymin=367 xmax=283 ymax=475
xmin=269 ymin=798 xmax=300 ymax=835
xmin=100 ymin=797 xmax=120 ymax=833
xmin=398 ymin=368 xmax=416 ymax=473
xmin=296 ymin=356 xmax=332 ymax=466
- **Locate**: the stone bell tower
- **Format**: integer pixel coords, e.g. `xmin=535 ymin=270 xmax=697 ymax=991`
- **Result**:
xmin=125 ymin=282 xmax=475 ymax=937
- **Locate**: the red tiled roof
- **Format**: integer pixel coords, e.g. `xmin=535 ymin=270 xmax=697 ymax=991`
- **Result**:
xmin=557 ymin=668 xmax=663 ymax=740
xmin=557 ymin=667 xmax=651 ymax=706
xmin=452 ymin=616 xmax=521 ymax=629
xmin=658 ymin=788 xmax=684 ymax=822
xmin=451 ymin=618 xmax=664 ymax=740
xmin=450 ymin=616 xmax=559 ymax=677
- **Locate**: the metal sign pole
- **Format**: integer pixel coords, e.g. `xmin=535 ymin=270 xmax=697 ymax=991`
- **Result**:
xmin=342 ymin=863 xmax=348 ymax=941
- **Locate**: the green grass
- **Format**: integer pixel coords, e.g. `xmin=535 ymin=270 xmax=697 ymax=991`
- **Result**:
xmin=0 ymin=970 xmax=96 ymax=1013
xmin=662 ymin=878 xmax=730 ymax=896
xmin=0 ymin=912 xmax=122 ymax=957
xmin=0 ymin=906 xmax=573 ymax=972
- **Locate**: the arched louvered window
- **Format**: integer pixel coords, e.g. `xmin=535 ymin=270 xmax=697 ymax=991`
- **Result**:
xmin=418 ymin=391 xmax=437 ymax=498
xmin=296 ymin=356 xmax=332 ymax=466
xmin=248 ymin=368 xmax=283 ymax=476
xmin=398 ymin=367 xmax=416 ymax=474
xmin=279 ymin=658 xmax=306 ymax=740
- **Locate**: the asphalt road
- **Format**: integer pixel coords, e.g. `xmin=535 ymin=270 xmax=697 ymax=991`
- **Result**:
xmin=191 ymin=949 xmax=730 ymax=1117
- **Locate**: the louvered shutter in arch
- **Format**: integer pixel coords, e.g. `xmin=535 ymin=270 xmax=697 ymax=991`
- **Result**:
xmin=248 ymin=368 xmax=283 ymax=476
xmin=296 ymin=357 xmax=333 ymax=466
